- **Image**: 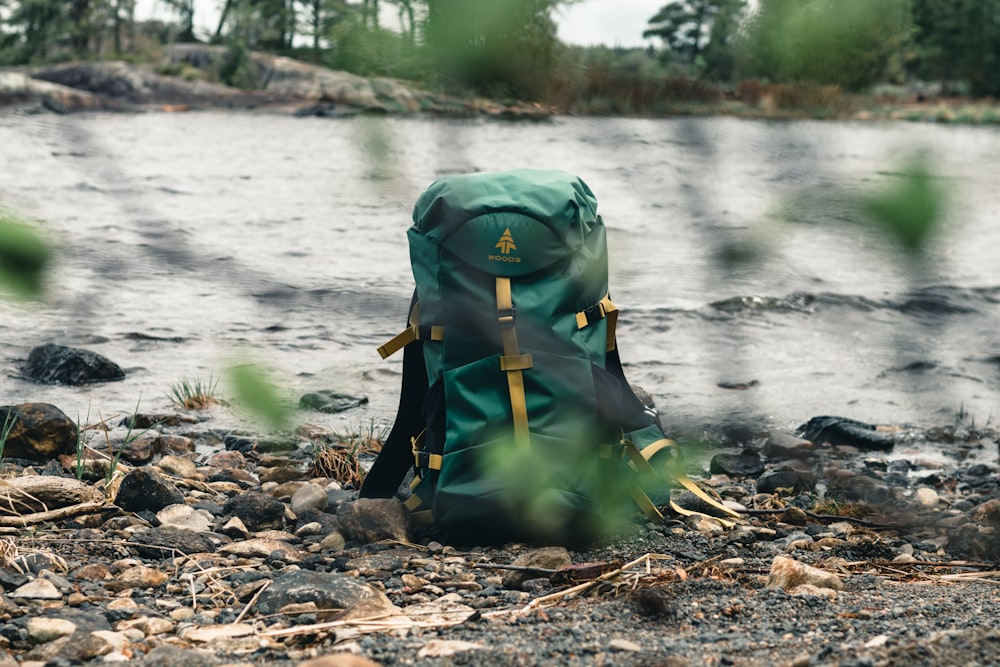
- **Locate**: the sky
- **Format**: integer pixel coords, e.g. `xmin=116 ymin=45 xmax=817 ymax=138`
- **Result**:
xmin=134 ymin=1 xmax=664 ymax=49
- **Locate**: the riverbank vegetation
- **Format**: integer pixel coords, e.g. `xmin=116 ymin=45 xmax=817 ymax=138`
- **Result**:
xmin=1 ymin=0 xmax=998 ymax=122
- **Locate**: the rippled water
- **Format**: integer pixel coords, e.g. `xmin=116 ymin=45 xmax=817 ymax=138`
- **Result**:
xmin=1 ymin=111 xmax=999 ymax=437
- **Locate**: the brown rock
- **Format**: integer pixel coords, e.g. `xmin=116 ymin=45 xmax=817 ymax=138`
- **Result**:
xmin=338 ymin=498 xmax=413 ymax=544
xmin=105 ymin=565 xmax=169 ymax=592
xmin=0 ymin=404 xmax=76 ymax=462
xmin=765 ymin=555 xmax=843 ymax=592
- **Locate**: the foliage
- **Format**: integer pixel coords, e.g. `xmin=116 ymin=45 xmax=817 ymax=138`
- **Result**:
xmin=168 ymin=375 xmax=223 ymax=410
xmin=423 ymin=0 xmax=562 ymax=100
xmin=910 ymin=0 xmax=1000 ymax=97
xmin=217 ymin=39 xmax=259 ymax=89
xmin=643 ymin=0 xmax=747 ymax=81
xmin=0 ymin=214 xmax=51 ymax=301
xmin=323 ymin=15 xmax=428 ymax=80
xmin=738 ymin=0 xmax=914 ymax=91
xmin=0 ymin=409 xmax=16 ymax=469
xmin=551 ymin=46 xmax=721 ymax=114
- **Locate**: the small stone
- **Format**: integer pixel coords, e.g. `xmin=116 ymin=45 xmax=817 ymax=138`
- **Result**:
xmin=291 ymin=483 xmax=329 ymax=514
xmin=915 ymin=487 xmax=939 ymax=508
xmin=319 ymin=531 xmax=346 ymax=552
xmin=26 ymin=617 xmax=77 ymax=643
xmin=10 ymin=579 xmax=62 ymax=600
xmin=182 ymin=623 xmax=255 ymax=642
xmin=221 ymin=516 xmax=251 ymax=539
xmin=502 ymin=547 xmax=571 ymax=590
xmin=105 ymin=565 xmax=169 ymax=592
xmin=156 ymin=455 xmax=199 ymax=479
xmin=766 ymin=555 xmax=843 ymax=592
xmin=106 ymin=598 xmax=139 ymax=613
xmin=156 ymin=504 xmax=212 ymax=532
xmin=608 ymin=638 xmax=642 ymax=652
xmin=416 ymin=639 xmax=483 ymax=658
xmin=116 ymin=615 xmax=175 ymax=636
xmin=299 ymin=654 xmax=384 ymax=667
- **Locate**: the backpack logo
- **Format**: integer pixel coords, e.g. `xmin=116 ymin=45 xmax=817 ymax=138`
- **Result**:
xmin=490 ymin=228 xmax=521 ymax=263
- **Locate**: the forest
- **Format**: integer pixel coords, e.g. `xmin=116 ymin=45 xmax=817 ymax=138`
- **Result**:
xmin=1 ymin=0 xmax=999 ymax=114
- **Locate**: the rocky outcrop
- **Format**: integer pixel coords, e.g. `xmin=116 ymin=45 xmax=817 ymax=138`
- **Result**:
xmin=0 ymin=45 xmax=553 ymax=118
xmin=0 ymin=71 xmax=106 ymax=112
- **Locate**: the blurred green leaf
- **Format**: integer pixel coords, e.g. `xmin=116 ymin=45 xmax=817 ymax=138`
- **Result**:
xmin=226 ymin=362 xmax=292 ymax=431
xmin=0 ymin=215 xmax=51 ymax=300
xmin=862 ymin=158 xmax=945 ymax=253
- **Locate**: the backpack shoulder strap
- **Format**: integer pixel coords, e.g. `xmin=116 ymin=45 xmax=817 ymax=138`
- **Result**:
xmin=359 ymin=292 xmax=429 ymax=498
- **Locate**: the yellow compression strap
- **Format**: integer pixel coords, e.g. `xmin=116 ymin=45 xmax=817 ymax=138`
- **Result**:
xmin=496 ymin=277 xmax=530 ymax=449
xmin=575 ymin=294 xmax=618 ymax=352
xmin=376 ymin=301 xmax=444 ymax=359
xmin=639 ymin=439 xmax=741 ymax=525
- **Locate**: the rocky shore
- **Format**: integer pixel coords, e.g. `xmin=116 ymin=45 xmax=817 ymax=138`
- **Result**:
xmin=0 ymin=44 xmax=552 ymax=120
xmin=0 ymin=344 xmax=998 ymax=666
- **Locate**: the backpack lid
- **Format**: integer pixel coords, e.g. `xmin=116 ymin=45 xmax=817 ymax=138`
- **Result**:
xmin=411 ymin=169 xmax=600 ymax=276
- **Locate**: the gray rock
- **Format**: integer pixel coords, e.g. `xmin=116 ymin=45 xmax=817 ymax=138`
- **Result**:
xmin=291 ymin=483 xmax=329 ymax=514
xmin=299 ymin=391 xmax=369 ymax=414
xmin=21 ymin=343 xmax=125 ymax=385
xmin=255 ymin=569 xmax=397 ymax=621
xmin=709 ymin=448 xmax=765 ymax=477
xmin=222 ymin=491 xmax=286 ymax=532
xmin=338 ymin=498 xmax=413 ymax=544
xmin=755 ymin=469 xmax=817 ymax=495
xmin=502 ymin=546 xmax=572 ymax=590
xmin=129 ymin=527 xmax=219 ymax=557
xmin=155 ymin=504 xmax=212 ymax=532
xmin=0 ymin=403 xmax=76 ymax=461
xmin=115 ymin=468 xmax=185 ymax=513
xmin=133 ymin=644 xmax=222 ymax=667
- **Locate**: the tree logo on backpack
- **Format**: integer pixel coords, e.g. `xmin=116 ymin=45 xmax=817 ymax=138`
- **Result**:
xmin=490 ymin=227 xmax=521 ymax=263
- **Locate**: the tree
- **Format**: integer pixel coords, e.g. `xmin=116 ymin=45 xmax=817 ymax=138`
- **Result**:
xmin=911 ymin=0 xmax=1000 ymax=96
xmin=423 ymin=0 xmax=571 ymax=99
xmin=643 ymin=0 xmax=745 ymax=66
xmin=2 ymin=0 xmax=121 ymax=63
xmin=161 ymin=0 xmax=195 ymax=41
xmin=739 ymin=0 xmax=914 ymax=91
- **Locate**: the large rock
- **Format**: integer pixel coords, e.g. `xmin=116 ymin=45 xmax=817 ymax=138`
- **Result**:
xmin=255 ymin=570 xmax=397 ymax=621
xmin=797 ymin=415 xmax=895 ymax=451
xmin=222 ymin=491 xmax=286 ymax=532
xmin=21 ymin=343 xmax=125 ymax=385
xmin=0 ymin=403 xmax=77 ymax=462
xmin=0 ymin=71 xmax=105 ymax=111
xmin=338 ymin=498 xmax=413 ymax=544
xmin=115 ymin=468 xmax=185 ymax=513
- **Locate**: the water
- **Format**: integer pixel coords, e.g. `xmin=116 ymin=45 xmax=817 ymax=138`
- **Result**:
xmin=2 ymin=111 xmax=999 ymax=438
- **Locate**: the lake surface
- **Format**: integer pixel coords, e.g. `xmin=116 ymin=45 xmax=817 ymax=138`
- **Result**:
xmin=2 ymin=111 xmax=999 ymax=440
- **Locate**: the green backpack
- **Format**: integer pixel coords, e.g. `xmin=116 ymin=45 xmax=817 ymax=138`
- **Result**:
xmin=359 ymin=169 xmax=736 ymax=545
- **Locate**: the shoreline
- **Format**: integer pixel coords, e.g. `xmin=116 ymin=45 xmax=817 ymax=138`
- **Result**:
xmin=3 ymin=51 xmax=1000 ymax=126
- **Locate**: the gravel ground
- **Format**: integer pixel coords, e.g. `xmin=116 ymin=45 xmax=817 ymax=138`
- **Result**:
xmin=0 ymin=409 xmax=997 ymax=667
